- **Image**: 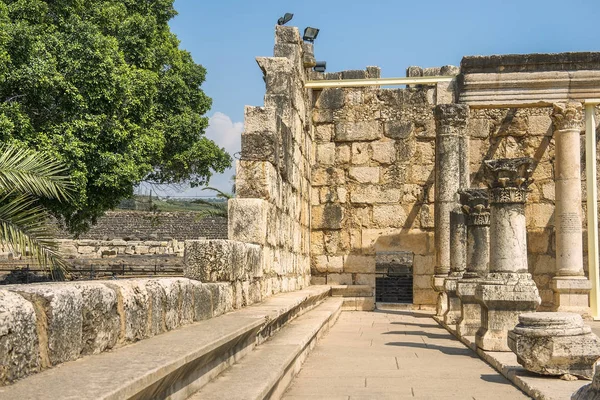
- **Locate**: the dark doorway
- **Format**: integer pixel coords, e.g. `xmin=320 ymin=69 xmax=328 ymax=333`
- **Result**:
xmin=375 ymin=251 xmax=413 ymax=303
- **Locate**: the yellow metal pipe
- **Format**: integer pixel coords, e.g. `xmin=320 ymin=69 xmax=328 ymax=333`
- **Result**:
xmin=305 ymin=75 xmax=456 ymax=89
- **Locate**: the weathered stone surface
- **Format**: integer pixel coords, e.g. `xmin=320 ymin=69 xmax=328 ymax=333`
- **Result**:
xmin=184 ymin=240 xmax=262 ymax=282
xmin=0 ymin=290 xmax=39 ymax=385
xmin=191 ymin=281 xmax=213 ymax=321
xmin=384 ymin=121 xmax=413 ymax=139
xmin=348 ymin=167 xmax=379 ymax=184
xmin=475 ymin=273 xmax=541 ymax=351
xmin=573 ymin=368 xmax=600 ymax=399
xmin=10 ymin=284 xmax=83 ymax=366
xmin=315 ymin=89 xmax=344 ymax=109
xmin=228 ymin=198 xmax=268 ymax=245
xmin=312 ymin=204 xmax=343 ymax=230
xmin=76 ymin=282 xmax=119 ymax=355
xmin=508 ymin=312 xmax=600 ymax=379
xmin=334 ymin=121 xmax=382 ymax=142
xmin=350 ymin=186 xmax=400 ymax=204
xmin=204 ymin=283 xmax=234 ymax=316
xmin=103 ymin=280 xmax=149 ymax=343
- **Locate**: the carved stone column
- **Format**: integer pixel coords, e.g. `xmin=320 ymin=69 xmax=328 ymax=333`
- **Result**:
xmin=456 ymin=189 xmax=490 ymax=337
xmin=475 ymin=158 xmax=541 ymax=351
xmin=443 ymin=210 xmax=467 ymax=327
xmin=550 ymin=101 xmax=591 ymax=317
xmin=433 ymin=104 xmax=469 ymax=317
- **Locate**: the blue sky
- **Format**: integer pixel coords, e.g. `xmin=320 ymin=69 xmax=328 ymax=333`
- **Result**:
xmin=150 ymin=0 xmax=600 ymax=197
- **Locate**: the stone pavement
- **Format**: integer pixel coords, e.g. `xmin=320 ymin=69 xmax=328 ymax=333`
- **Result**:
xmin=283 ymin=310 xmax=530 ymax=399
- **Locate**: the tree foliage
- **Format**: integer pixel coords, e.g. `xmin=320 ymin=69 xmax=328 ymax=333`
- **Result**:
xmin=0 ymin=144 xmax=72 ymax=277
xmin=0 ymin=0 xmax=231 ymax=233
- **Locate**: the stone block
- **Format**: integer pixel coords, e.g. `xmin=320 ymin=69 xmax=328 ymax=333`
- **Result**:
xmin=312 ymin=167 xmax=346 ymax=186
xmin=315 ymin=88 xmax=344 ymax=109
xmin=316 ymin=143 xmax=335 ymax=165
xmin=508 ymin=312 xmax=600 ymax=379
xmin=372 ymin=205 xmax=407 ymax=228
xmin=363 ymin=230 xmax=432 ymax=256
xmin=103 ymin=280 xmax=149 ymax=343
xmin=205 ymin=283 xmax=234 ymax=317
xmin=355 ymin=274 xmax=375 ymax=287
xmin=315 ymin=124 xmax=334 ymax=142
xmin=528 ymin=115 xmax=553 ymax=136
xmin=350 ymin=186 xmax=400 ymax=204
xmin=256 ymin=57 xmax=293 ymax=95
xmin=228 ymin=198 xmax=268 ymax=244
xmin=335 ymin=121 xmax=382 ymax=142
xmin=335 ymin=145 xmax=351 ymax=164
xmin=348 ymin=167 xmax=379 ymax=184
xmin=413 ymin=289 xmax=437 ymax=305
xmin=413 ymin=255 xmax=435 ymax=275
xmin=184 ymin=239 xmax=262 ymax=282
xmin=76 ymin=282 xmax=119 ymax=355
xmin=351 ymin=142 xmax=370 ymax=165
xmin=468 ymin=119 xmax=490 ymax=138
xmin=384 ymin=120 xmax=413 ymax=139
xmin=344 ymin=255 xmax=375 ymax=273
xmin=312 ymin=204 xmax=344 ymax=230
xmin=312 ymin=255 xmax=343 ymax=273
xmin=370 ymin=141 xmax=396 ymax=164
xmin=275 ymin=25 xmax=301 ymax=44
xmin=235 ymin=160 xmax=279 ymax=201
xmin=10 ymin=284 xmax=83 ymax=366
xmin=326 ymin=273 xmax=353 ymax=285
xmin=0 ymin=290 xmax=39 ymax=385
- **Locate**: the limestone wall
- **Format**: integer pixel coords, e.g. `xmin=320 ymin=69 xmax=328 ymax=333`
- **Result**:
xmin=308 ymin=75 xmax=456 ymax=306
xmin=184 ymin=26 xmax=313 ymax=303
xmin=466 ymin=107 xmax=600 ymax=310
xmin=0 ymin=278 xmax=235 ymax=386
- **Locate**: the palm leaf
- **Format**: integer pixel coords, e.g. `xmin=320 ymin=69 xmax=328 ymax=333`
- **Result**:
xmin=0 ymin=144 xmax=72 ymax=201
xmin=0 ymin=193 xmax=68 ymax=278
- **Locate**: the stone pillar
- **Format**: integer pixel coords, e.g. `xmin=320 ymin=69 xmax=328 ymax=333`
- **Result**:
xmin=550 ymin=101 xmax=591 ymax=317
xmin=456 ymin=189 xmax=490 ymax=337
xmin=443 ymin=210 xmax=466 ymax=326
xmin=433 ymin=104 xmax=469 ymax=317
xmin=475 ymin=158 xmax=541 ymax=351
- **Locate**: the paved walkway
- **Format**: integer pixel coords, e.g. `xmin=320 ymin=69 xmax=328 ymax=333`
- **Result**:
xmin=283 ymin=310 xmax=530 ymax=400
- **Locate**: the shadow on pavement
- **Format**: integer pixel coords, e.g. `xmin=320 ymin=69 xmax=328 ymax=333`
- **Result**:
xmin=385 ymin=341 xmax=479 ymax=358
xmin=383 ymin=330 xmax=454 ymax=340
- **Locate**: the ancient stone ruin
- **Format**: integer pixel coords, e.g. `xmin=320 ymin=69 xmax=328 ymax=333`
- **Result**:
xmin=1 ymin=25 xmax=600 ymax=399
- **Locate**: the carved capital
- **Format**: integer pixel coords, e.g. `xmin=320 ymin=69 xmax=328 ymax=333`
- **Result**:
xmin=489 ymin=187 xmax=529 ymax=204
xmin=483 ymin=157 xmax=534 ymax=191
xmin=459 ymin=189 xmax=491 ymax=226
xmin=551 ymin=101 xmax=583 ymax=131
xmin=434 ymin=104 xmax=469 ymax=131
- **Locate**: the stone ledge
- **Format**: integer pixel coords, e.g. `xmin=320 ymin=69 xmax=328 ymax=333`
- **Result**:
xmin=0 ymin=286 xmax=332 ymax=400
xmin=188 ymin=297 xmax=343 ymax=400
xmin=434 ymin=316 xmax=589 ymax=400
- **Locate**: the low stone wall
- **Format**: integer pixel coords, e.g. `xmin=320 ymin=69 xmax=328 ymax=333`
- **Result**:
xmin=184 ymin=240 xmax=305 ymax=308
xmin=0 ymin=278 xmax=236 ymax=386
xmin=58 ymin=239 xmax=186 ymax=259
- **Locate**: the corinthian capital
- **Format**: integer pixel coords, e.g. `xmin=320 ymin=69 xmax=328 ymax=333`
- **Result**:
xmin=434 ymin=104 xmax=469 ymax=130
xmin=551 ymin=101 xmax=583 ymax=131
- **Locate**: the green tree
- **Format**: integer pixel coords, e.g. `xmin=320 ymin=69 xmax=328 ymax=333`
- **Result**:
xmin=0 ymin=144 xmax=72 ymax=278
xmin=0 ymin=0 xmax=231 ymax=234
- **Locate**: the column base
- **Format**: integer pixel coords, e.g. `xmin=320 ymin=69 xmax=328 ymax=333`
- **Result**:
xmin=456 ymin=279 xmax=481 ymax=338
xmin=475 ymin=273 xmax=541 ymax=352
xmin=443 ymin=277 xmax=462 ymax=328
xmin=551 ymin=277 xmax=592 ymax=319
xmin=432 ymin=275 xmax=448 ymax=317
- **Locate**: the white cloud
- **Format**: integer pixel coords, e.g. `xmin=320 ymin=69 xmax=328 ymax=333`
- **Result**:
xmin=205 ymin=111 xmax=243 ymax=157
xmin=141 ymin=112 xmax=242 ymax=197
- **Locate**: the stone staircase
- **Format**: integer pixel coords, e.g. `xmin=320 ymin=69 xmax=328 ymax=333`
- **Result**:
xmin=0 ymin=285 xmax=342 ymax=400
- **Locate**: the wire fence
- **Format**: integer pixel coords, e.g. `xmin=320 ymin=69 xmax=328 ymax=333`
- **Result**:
xmin=0 ymin=262 xmax=184 ymax=285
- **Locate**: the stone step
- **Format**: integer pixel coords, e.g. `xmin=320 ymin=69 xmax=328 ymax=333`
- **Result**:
xmin=0 ymin=286 xmax=332 ymax=400
xmin=330 ymin=285 xmax=375 ymax=311
xmin=188 ymin=297 xmax=343 ymax=400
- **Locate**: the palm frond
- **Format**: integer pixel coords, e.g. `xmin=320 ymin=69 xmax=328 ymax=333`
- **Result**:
xmin=0 ymin=193 xmax=68 ymax=278
xmin=201 ymin=186 xmax=232 ymax=200
xmin=0 ymin=144 xmax=72 ymax=201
